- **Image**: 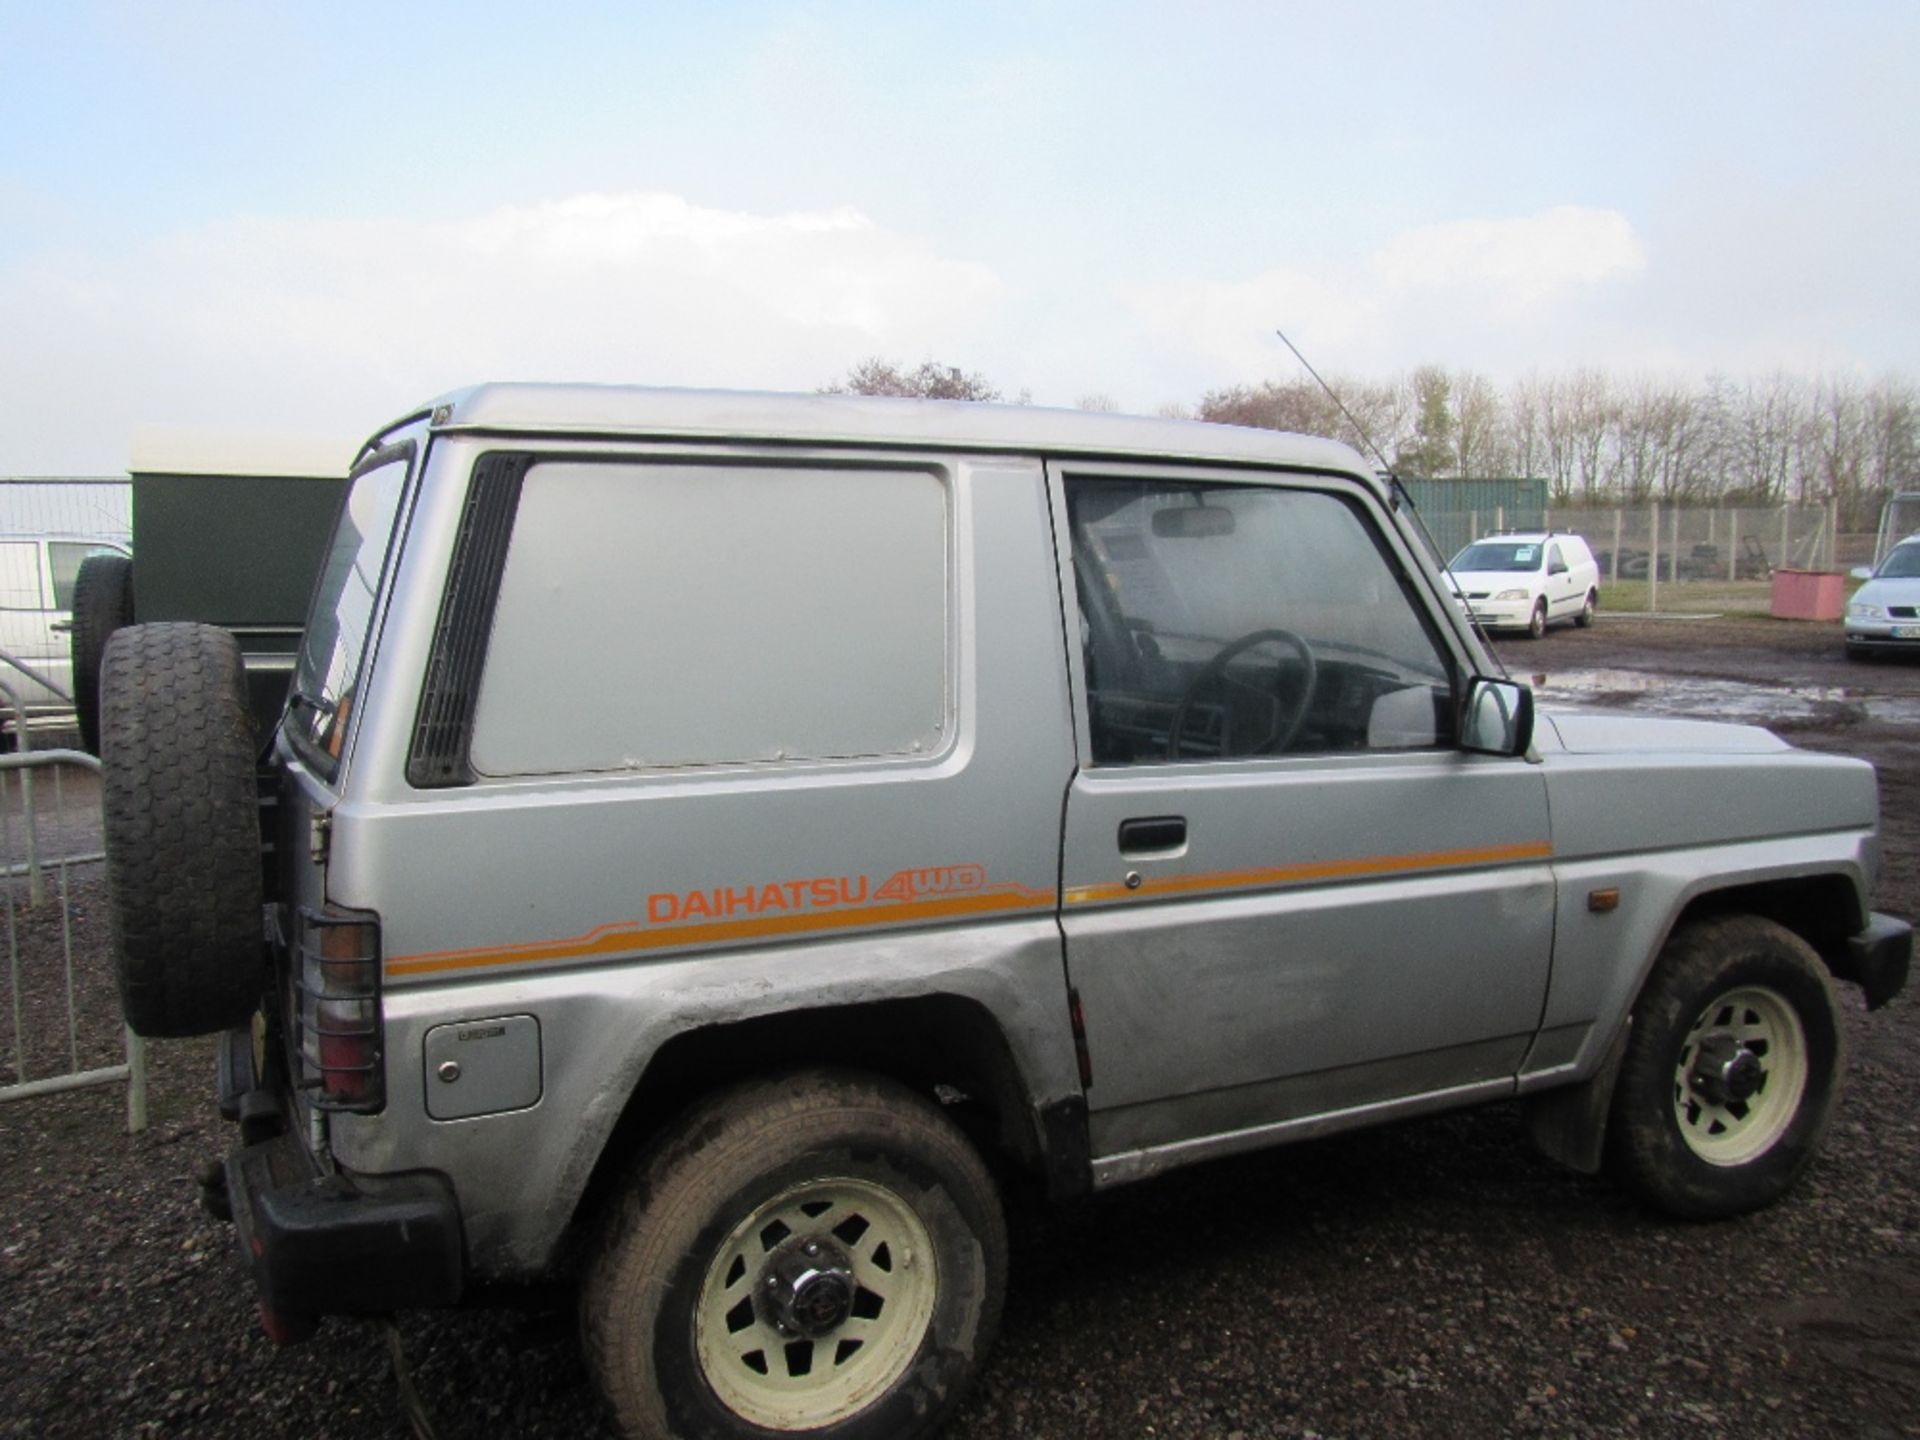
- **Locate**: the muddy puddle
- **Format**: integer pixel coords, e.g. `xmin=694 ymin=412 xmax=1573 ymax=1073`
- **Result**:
xmin=1526 ymin=667 xmax=1920 ymax=725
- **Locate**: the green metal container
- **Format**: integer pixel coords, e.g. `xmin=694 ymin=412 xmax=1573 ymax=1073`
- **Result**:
xmin=127 ymin=432 xmax=352 ymax=736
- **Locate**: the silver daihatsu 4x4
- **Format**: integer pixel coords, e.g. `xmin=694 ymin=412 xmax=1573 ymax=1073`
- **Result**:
xmin=98 ymin=386 xmax=1910 ymax=1440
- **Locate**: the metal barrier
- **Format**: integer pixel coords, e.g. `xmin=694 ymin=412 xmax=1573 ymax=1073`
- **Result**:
xmin=0 ymin=746 xmax=147 ymax=1132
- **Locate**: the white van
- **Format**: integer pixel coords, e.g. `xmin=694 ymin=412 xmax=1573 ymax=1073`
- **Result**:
xmin=1447 ymin=531 xmax=1601 ymax=637
xmin=0 ymin=533 xmax=129 ymax=732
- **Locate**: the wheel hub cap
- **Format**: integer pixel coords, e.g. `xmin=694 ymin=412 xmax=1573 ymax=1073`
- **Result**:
xmin=1671 ymin=984 xmax=1809 ymax=1166
xmin=1688 ymin=1033 xmax=1766 ymax=1105
xmin=694 ymin=1176 xmax=940 ymax=1431
xmin=762 ymin=1239 xmax=856 ymax=1338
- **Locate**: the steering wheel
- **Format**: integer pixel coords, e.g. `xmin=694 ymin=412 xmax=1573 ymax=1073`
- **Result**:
xmin=1166 ymin=627 xmax=1319 ymax=759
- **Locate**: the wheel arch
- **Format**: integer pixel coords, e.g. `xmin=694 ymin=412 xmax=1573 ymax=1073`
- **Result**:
xmin=560 ymin=993 xmax=1079 ymax=1273
xmin=1662 ymin=872 xmax=1861 ymax=982
xmin=1526 ymin=869 xmax=1863 ymax=1176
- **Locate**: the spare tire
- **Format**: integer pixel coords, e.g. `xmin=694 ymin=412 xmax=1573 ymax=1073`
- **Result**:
xmin=101 ymin=624 xmax=265 ymax=1038
xmin=71 ymin=553 xmax=134 ymax=755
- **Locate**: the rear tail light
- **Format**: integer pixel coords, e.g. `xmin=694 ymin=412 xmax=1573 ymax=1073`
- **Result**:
xmin=292 ymin=905 xmax=384 ymax=1113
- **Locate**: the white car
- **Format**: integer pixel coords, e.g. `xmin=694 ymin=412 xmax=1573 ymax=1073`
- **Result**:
xmin=1447 ymin=532 xmax=1600 ymax=638
xmin=1845 ymin=538 xmax=1920 ymax=657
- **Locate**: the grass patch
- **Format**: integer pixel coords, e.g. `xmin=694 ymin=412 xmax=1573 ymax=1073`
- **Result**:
xmin=1599 ymin=576 xmax=1867 ymax=618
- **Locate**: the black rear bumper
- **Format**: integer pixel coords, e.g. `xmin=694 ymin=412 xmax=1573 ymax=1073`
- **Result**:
xmin=217 ymin=1026 xmax=464 ymax=1328
xmin=225 ymin=1134 xmax=465 ymax=1320
xmin=1841 ymin=911 xmax=1912 ymax=1010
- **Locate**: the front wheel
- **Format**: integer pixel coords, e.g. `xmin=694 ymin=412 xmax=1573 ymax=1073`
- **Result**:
xmin=1526 ymin=599 xmax=1548 ymax=639
xmin=1606 ymin=915 xmax=1843 ymax=1219
xmin=583 ymin=1070 xmax=1006 ymax=1440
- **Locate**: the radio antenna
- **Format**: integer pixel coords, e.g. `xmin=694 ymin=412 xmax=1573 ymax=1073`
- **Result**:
xmin=1272 ymin=327 xmax=1506 ymax=668
xmin=1274 ymin=327 xmax=1395 ymax=478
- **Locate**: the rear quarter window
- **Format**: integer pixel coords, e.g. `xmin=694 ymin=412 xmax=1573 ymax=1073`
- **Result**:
xmin=467 ymin=460 xmax=950 ymax=777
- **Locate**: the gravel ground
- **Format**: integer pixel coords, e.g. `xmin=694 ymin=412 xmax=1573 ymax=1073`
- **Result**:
xmin=2 ymin=614 xmax=1917 ymax=1439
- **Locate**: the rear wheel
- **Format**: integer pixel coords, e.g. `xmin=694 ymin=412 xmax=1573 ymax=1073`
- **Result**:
xmin=1575 ymin=590 xmax=1597 ymax=628
xmin=101 ymin=623 xmax=265 ymax=1038
xmin=583 ymin=1070 xmax=1006 ymax=1440
xmin=1606 ymin=915 xmax=1843 ymax=1218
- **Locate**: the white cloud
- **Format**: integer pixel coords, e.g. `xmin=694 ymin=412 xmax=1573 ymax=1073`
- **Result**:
xmin=0 ymin=193 xmax=1007 ymax=471
xmin=1125 ymin=206 xmax=1649 ymax=388
xmin=1370 ymin=207 xmax=1645 ymax=309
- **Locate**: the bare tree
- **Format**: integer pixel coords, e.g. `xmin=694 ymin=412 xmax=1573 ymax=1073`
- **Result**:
xmin=1171 ymin=365 xmax=1913 ymax=510
xmin=1504 ymin=376 xmax=1548 ymax=483
xmin=1199 ymin=375 xmax=1406 ymax=464
xmin=1451 ymin=371 xmax=1508 ymax=478
xmin=1199 ymin=379 xmax=1346 ymax=436
xmin=1864 ymin=376 xmax=1920 ymax=521
xmin=823 ymin=359 xmax=1001 ymax=401
xmin=1539 ymin=371 xmax=1612 ymax=503
xmin=1716 ymin=372 xmax=1811 ymax=504
xmin=1810 ymin=374 xmax=1868 ymax=514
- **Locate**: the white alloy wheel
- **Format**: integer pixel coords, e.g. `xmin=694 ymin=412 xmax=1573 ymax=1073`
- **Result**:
xmin=1607 ymin=915 xmax=1842 ymax=1218
xmin=695 ymin=1176 xmax=939 ymax=1431
xmin=583 ymin=1070 xmax=1005 ymax=1440
xmin=1671 ymin=985 xmax=1809 ymax=1166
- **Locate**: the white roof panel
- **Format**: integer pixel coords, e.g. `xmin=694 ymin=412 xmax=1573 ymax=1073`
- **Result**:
xmin=399 ymin=384 xmax=1377 ymax=488
xmin=130 ymin=426 xmax=357 ymax=479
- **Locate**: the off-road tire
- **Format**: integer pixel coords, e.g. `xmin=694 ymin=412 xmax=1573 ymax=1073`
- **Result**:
xmin=1575 ymin=589 xmax=1597 ymax=628
xmin=101 ymin=623 xmax=265 ymax=1038
xmin=1606 ymin=915 xmax=1843 ymax=1219
xmin=582 ymin=1069 xmax=1006 ymax=1440
xmin=72 ymin=553 xmax=134 ymax=755
xmin=1527 ymin=599 xmax=1548 ymax=639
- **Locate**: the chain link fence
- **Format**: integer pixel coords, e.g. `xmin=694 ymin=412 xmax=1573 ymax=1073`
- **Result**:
xmin=1419 ymin=499 xmax=1866 ymax=614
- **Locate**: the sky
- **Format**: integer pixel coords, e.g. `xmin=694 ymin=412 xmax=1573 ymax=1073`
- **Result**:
xmin=2 ymin=1 xmax=1915 ymax=472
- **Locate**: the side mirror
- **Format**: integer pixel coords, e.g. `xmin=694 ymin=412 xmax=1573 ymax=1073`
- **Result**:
xmin=1852 ymin=566 xmax=1875 ymax=580
xmin=1462 ymin=677 xmax=1534 ymax=757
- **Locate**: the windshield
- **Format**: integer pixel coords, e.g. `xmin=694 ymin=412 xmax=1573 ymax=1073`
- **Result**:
xmin=1450 ymin=541 xmax=1543 ymax=573
xmin=288 ymin=452 xmax=410 ymax=777
xmin=1878 ymin=545 xmax=1920 ymax=579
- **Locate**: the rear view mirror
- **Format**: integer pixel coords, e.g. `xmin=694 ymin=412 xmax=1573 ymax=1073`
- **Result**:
xmin=1852 ymin=566 xmax=1875 ymax=580
xmin=1462 ymin=678 xmax=1534 ymax=757
xmin=1151 ymin=504 xmax=1236 ymax=539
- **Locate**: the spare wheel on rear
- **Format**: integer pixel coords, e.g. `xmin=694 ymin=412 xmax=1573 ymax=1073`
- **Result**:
xmin=101 ymin=623 xmax=266 ymax=1039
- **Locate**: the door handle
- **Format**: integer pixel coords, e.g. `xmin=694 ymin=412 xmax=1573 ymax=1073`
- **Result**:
xmin=1118 ymin=815 xmax=1187 ymax=856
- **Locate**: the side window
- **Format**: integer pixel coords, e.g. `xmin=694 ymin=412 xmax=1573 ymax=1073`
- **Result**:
xmin=0 ymin=543 xmax=43 ymax=610
xmin=1547 ymin=543 xmax=1567 ymax=575
xmin=469 ymin=461 xmax=949 ymax=777
xmin=1065 ymin=478 xmax=1454 ymax=764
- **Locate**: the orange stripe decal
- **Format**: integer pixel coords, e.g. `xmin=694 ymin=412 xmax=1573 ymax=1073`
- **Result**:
xmin=386 ymin=883 xmax=1056 ymax=979
xmin=385 ymin=840 xmax=1550 ymax=979
xmin=1064 ymin=839 xmax=1553 ymax=907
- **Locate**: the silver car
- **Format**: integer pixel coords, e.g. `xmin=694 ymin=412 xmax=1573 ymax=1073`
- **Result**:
xmin=96 ymin=387 xmax=1910 ymax=1440
xmin=1845 ymin=537 xmax=1920 ymax=656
